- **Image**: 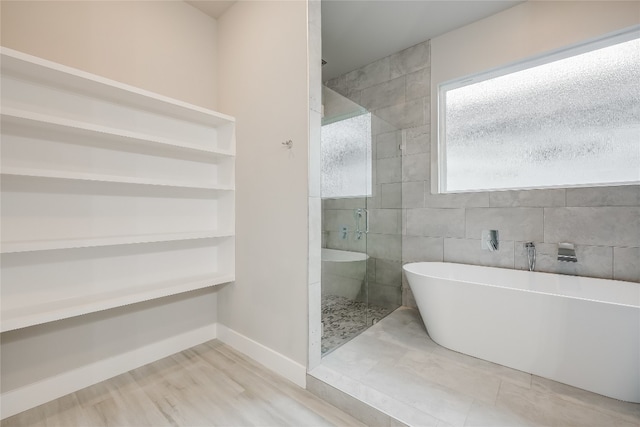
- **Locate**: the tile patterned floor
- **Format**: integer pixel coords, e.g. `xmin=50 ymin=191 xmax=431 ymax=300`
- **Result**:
xmin=311 ymin=307 xmax=640 ymax=427
xmin=321 ymin=295 xmax=393 ymax=355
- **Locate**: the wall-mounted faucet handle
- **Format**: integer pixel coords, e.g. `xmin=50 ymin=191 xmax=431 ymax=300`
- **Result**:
xmin=340 ymin=226 xmax=348 ymax=240
xmin=525 ymin=242 xmax=536 ymax=271
xmin=558 ymin=242 xmax=578 ymax=262
xmin=481 ymin=230 xmax=499 ymax=251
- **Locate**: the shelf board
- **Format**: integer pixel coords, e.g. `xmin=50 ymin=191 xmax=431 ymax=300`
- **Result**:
xmin=1 ymin=109 xmax=235 ymax=159
xmin=1 ymin=47 xmax=236 ymax=128
xmin=1 ymin=166 xmax=235 ymax=191
xmin=1 ymin=230 xmax=234 ymax=254
xmin=0 ymin=273 xmax=235 ymax=333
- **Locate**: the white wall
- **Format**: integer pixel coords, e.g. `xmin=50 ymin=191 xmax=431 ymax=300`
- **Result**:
xmin=217 ymin=0 xmax=310 ymax=385
xmin=430 ymin=0 xmax=640 ymax=188
xmin=0 ymin=0 xmax=218 ymax=109
xmin=0 ymin=1 xmax=221 ymax=418
xmin=1 ymin=290 xmax=218 ymax=417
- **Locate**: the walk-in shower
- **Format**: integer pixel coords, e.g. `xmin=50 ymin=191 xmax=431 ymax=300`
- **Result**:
xmin=320 ymin=86 xmax=402 ymax=355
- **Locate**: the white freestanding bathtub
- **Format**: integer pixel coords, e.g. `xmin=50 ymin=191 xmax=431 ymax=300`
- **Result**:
xmin=322 ymin=248 xmax=368 ymax=299
xmin=403 ymin=262 xmax=640 ymax=403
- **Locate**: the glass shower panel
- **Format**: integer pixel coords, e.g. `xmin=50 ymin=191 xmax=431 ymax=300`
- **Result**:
xmin=320 ymin=87 xmax=370 ymax=355
xmin=321 ymin=113 xmax=372 ymax=199
xmin=320 ymin=86 xmax=402 ymax=356
xmin=364 ymin=113 xmax=402 ymax=329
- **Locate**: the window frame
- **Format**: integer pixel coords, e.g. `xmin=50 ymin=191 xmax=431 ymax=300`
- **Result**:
xmin=437 ymin=25 xmax=640 ymax=194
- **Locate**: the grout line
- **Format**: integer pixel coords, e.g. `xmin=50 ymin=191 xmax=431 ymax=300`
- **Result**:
xmin=542 ymin=207 xmax=546 ymax=244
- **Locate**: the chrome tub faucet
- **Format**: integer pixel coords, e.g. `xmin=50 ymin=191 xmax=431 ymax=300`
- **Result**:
xmin=558 ymin=243 xmax=578 ymax=262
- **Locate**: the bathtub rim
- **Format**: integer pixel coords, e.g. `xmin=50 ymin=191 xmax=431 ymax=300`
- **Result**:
xmin=403 ymin=262 xmax=640 ymax=309
xmin=321 ymin=248 xmax=369 ymax=263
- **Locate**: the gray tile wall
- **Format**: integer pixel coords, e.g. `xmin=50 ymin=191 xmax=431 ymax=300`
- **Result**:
xmin=326 ymin=39 xmax=640 ymax=309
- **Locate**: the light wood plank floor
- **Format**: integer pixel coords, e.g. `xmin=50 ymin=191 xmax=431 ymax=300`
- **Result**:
xmin=1 ymin=340 xmax=366 ymax=427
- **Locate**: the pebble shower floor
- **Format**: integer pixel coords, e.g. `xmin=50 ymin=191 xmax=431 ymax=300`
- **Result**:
xmin=321 ymin=295 xmax=393 ymax=355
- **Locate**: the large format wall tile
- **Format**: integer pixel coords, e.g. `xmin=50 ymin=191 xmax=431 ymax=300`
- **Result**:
xmin=466 ymin=208 xmax=543 ymax=242
xmin=369 ymin=209 xmax=402 ymax=235
xmin=360 ymin=77 xmax=406 ymax=111
xmin=377 ymin=130 xmax=402 ymax=159
xmin=544 ymin=207 xmax=640 ymax=247
xmin=367 ymin=234 xmax=402 ymax=261
xmin=406 ymin=68 xmax=430 ymax=101
xmin=373 ymin=115 xmax=398 ymax=136
xmin=380 ymin=183 xmax=402 ymax=208
xmin=374 ymin=98 xmax=426 ymax=130
xmin=613 ymin=247 xmax=640 ymax=282
xmin=377 ymin=157 xmax=402 ymax=184
xmin=402 ymin=153 xmax=430 ymax=182
xmin=402 ymin=181 xmax=425 ymax=208
xmin=367 ymin=257 xmax=377 ymax=283
xmin=444 ymin=238 xmax=515 ymax=268
xmin=325 ymin=74 xmax=362 ymax=103
xmin=323 ymin=209 xmax=358 ymax=232
xmin=374 ymin=259 xmax=403 ymax=286
xmin=326 ymin=230 xmax=366 ymax=253
xmin=389 ymin=41 xmax=430 ymax=79
xmin=404 ymin=125 xmax=430 ymax=155
xmin=341 ymin=57 xmax=392 ymax=92
xmin=424 ymin=191 xmax=490 ymax=208
xmin=402 ymin=281 xmax=418 ymax=309
xmin=489 ymin=189 xmax=565 ymax=207
xmin=552 ymin=245 xmax=613 ymax=279
xmin=402 ymin=236 xmax=443 ymax=262
xmin=323 ymin=197 xmax=365 ymax=210
xmin=514 ymin=242 xmax=613 ymax=279
xmin=566 ymin=185 xmax=640 ymax=207
xmin=368 ymin=281 xmax=402 ymax=309
xmin=406 ymin=208 xmax=465 ymax=238
xmin=367 ymin=192 xmax=381 ymax=210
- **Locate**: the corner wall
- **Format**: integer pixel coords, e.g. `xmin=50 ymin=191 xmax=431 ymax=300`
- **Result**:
xmin=0 ymin=0 xmax=218 ymax=109
xmin=217 ymin=0 xmax=310 ymax=385
xmin=0 ymin=1 xmax=220 ymax=418
xmin=326 ymin=1 xmax=640 ymax=309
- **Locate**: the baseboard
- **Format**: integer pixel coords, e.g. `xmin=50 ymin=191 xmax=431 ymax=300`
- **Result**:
xmin=217 ymin=324 xmax=307 ymax=388
xmin=0 ymin=323 xmax=217 ymax=419
xmin=1 ymin=323 xmax=307 ymax=419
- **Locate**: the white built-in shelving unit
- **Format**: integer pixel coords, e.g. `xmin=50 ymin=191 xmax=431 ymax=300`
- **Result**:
xmin=0 ymin=47 xmax=236 ymax=333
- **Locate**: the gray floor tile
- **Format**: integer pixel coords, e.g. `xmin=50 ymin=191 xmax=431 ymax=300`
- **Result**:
xmin=311 ymin=307 xmax=640 ymax=427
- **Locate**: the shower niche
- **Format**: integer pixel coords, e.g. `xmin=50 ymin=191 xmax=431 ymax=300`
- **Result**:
xmin=320 ymin=86 xmax=402 ymax=355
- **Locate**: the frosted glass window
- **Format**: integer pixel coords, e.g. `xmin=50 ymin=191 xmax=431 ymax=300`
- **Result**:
xmin=321 ymin=113 xmax=372 ymax=198
xmin=439 ymin=28 xmax=640 ymax=193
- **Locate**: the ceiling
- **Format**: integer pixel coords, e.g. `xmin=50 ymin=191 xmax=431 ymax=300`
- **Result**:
xmin=186 ymin=1 xmax=236 ymax=19
xmin=321 ymin=0 xmax=523 ymax=80
xmin=186 ymin=0 xmax=523 ymax=80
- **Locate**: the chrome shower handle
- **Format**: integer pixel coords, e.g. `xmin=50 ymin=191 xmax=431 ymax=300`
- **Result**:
xmin=354 ymin=208 xmax=369 ymax=238
xmin=363 ymin=208 xmax=369 ymax=234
